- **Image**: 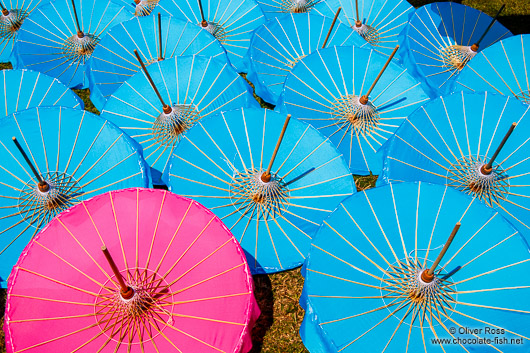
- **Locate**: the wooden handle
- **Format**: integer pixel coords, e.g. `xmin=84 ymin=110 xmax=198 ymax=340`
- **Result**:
xmin=262 ymin=114 xmax=291 ymax=182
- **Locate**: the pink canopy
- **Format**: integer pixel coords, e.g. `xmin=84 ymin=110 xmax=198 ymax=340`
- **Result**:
xmin=4 ymin=188 xmax=259 ymax=352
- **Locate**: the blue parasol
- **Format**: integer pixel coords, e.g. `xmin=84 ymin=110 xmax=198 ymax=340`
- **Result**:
xmin=256 ymin=0 xmax=322 ymax=20
xmin=159 ymin=0 xmax=266 ymax=72
xmin=163 ymin=107 xmax=355 ymax=274
xmin=399 ymin=2 xmax=512 ymax=98
xmin=0 ymin=0 xmax=49 ymax=65
xmin=279 ymin=45 xmax=429 ymax=175
xmin=380 ymin=92 xmax=530 ymax=242
xmin=313 ymin=0 xmax=414 ymax=58
xmin=0 ymin=68 xmax=83 ymax=116
xmin=13 ymin=0 xmax=131 ymax=89
xmin=455 ymin=34 xmax=530 ymax=105
xmin=88 ymin=14 xmax=228 ymax=111
xmin=245 ymin=12 xmax=368 ymax=105
xmin=0 ymin=106 xmax=151 ymax=288
xmin=100 ymin=54 xmax=259 ymax=184
xmin=301 ymin=181 xmax=530 ymax=352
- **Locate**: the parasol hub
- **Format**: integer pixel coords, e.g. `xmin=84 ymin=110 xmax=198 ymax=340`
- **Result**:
xmin=470 ymin=43 xmax=479 ymax=52
xmin=353 ymin=23 xmax=379 ymax=45
xmin=230 ymin=168 xmax=289 ymax=220
xmin=120 ymin=286 xmax=135 ymax=300
xmin=198 ymin=21 xmax=227 ymax=43
xmin=480 ymin=164 xmax=493 ymax=175
xmin=153 ymin=103 xmax=199 ymax=147
xmin=440 ymin=45 xmax=477 ymax=71
xmin=332 ymin=94 xmax=380 ymax=136
xmin=62 ymin=33 xmax=100 ymax=64
xmin=359 ymin=95 xmax=369 ymax=105
xmin=420 ymin=269 xmax=434 ymax=283
xmin=0 ymin=9 xmax=27 ymax=33
xmin=37 ymin=180 xmax=50 ymax=193
xmin=162 ymin=104 xmax=172 ymax=114
xmin=260 ymin=172 xmax=271 ymax=183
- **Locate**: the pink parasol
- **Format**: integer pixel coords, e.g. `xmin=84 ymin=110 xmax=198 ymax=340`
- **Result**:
xmin=4 ymin=188 xmax=259 ymax=352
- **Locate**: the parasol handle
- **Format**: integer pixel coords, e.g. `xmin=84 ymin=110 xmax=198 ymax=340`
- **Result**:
xmin=101 ymin=246 xmax=135 ymax=299
xmin=421 ymin=222 xmax=460 ymax=283
xmin=198 ymin=0 xmax=208 ymax=27
xmin=481 ymin=122 xmax=516 ymax=175
xmin=355 ymin=0 xmax=361 ymax=27
xmin=322 ymin=8 xmax=342 ymax=49
xmin=70 ymin=0 xmax=84 ymax=38
xmin=133 ymin=49 xmax=172 ymax=114
xmin=262 ymin=114 xmax=291 ymax=183
xmin=471 ymin=4 xmax=505 ymax=52
xmin=0 ymin=2 xmax=9 ymax=16
xmin=359 ymin=45 xmax=399 ymax=105
xmin=12 ymin=137 xmax=49 ymax=192
xmin=158 ymin=13 xmax=163 ymax=61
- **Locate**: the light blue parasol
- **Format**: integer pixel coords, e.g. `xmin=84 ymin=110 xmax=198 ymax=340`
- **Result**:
xmin=380 ymin=91 xmax=530 ymax=243
xmin=100 ymin=54 xmax=259 ymax=184
xmin=163 ymin=107 xmax=355 ymax=274
xmin=14 ymin=0 xmax=131 ymax=88
xmin=88 ymin=14 xmax=228 ymax=111
xmin=301 ymin=181 xmax=530 ymax=352
xmin=0 ymin=106 xmax=151 ymax=288
xmin=455 ymin=34 xmax=530 ymax=105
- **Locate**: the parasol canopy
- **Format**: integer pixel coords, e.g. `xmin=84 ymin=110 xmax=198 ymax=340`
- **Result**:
xmin=279 ymin=45 xmax=429 ymax=175
xmin=100 ymin=54 xmax=259 ymax=184
xmin=4 ymin=188 xmax=259 ymax=352
xmin=163 ymin=107 xmax=355 ymax=274
xmin=88 ymin=14 xmax=228 ymax=111
xmin=455 ymin=34 xmax=530 ymax=105
xmin=245 ymin=12 xmax=368 ymax=105
xmin=0 ymin=0 xmax=49 ymax=65
xmin=313 ymin=0 xmax=414 ymax=58
xmin=380 ymin=91 xmax=530 ymax=242
xmin=0 ymin=106 xmax=151 ymax=288
xmin=160 ymin=0 xmax=266 ymax=71
xmin=0 ymin=68 xmax=83 ymax=116
xmin=301 ymin=181 xmax=530 ymax=352
xmin=14 ymin=0 xmax=131 ymax=89
xmin=399 ymin=2 xmax=512 ymax=97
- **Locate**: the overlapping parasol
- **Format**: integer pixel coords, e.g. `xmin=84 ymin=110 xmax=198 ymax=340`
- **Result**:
xmin=455 ymin=34 xmax=530 ymax=105
xmin=100 ymin=54 xmax=259 ymax=184
xmin=245 ymin=12 xmax=368 ymax=105
xmin=88 ymin=14 xmax=228 ymax=110
xmin=5 ymin=188 xmax=259 ymax=352
xmin=399 ymin=2 xmax=512 ymax=97
xmin=301 ymin=181 xmax=530 ymax=352
xmin=0 ymin=106 xmax=151 ymax=288
xmin=0 ymin=0 xmax=48 ymax=65
xmin=380 ymin=91 xmax=530 ymax=241
xmin=163 ymin=107 xmax=355 ymax=273
xmin=313 ymin=0 xmax=414 ymax=58
xmin=279 ymin=45 xmax=430 ymax=175
xmin=0 ymin=68 xmax=83 ymax=115
xmin=14 ymin=0 xmax=131 ymax=88
xmin=160 ymin=0 xmax=266 ymax=71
